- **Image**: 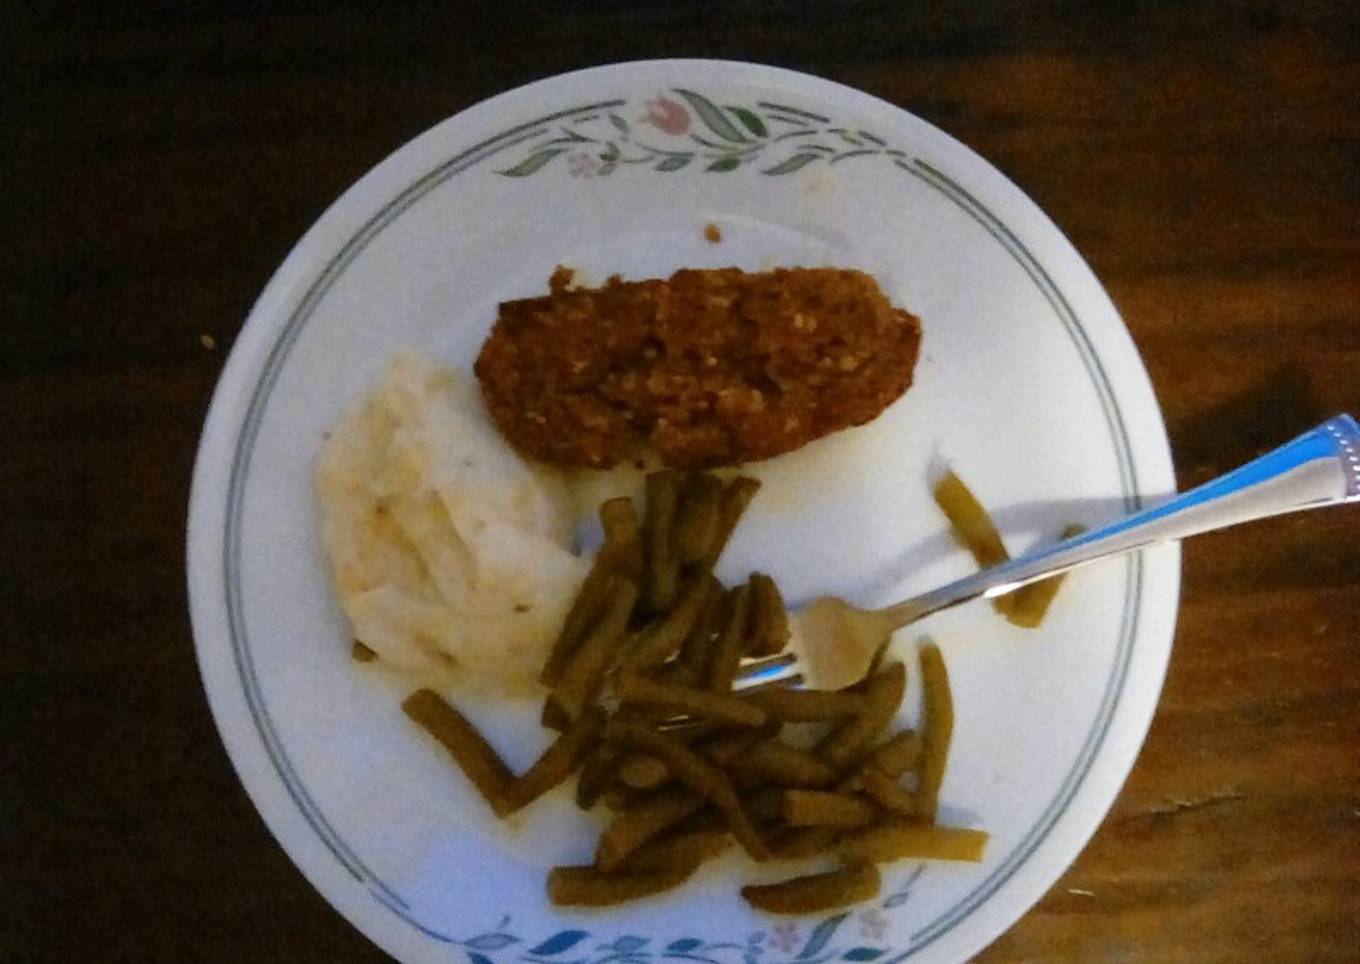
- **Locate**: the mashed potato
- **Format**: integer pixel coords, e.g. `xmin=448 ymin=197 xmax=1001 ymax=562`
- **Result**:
xmin=316 ymin=350 xmax=588 ymax=694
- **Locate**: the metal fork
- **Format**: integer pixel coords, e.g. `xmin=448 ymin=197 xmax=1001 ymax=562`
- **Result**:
xmin=733 ymin=414 xmax=1360 ymax=692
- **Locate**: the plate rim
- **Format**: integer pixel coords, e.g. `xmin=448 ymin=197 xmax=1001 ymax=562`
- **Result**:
xmin=187 ymin=57 xmax=1180 ymax=964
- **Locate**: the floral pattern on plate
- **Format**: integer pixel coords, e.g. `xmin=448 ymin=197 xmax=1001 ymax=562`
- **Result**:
xmin=375 ymin=866 xmax=927 ymax=964
xmin=497 ymin=89 xmax=912 ymax=178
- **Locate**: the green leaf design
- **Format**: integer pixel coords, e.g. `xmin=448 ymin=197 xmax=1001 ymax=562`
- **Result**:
xmin=465 ymin=934 xmax=518 ymax=951
xmin=842 ymin=949 xmax=886 ymax=961
xmin=487 ymin=99 xmax=907 ymax=183
xmin=691 ymin=134 xmax=740 ymax=151
xmin=757 ymin=100 xmax=831 ymax=123
xmin=608 ymin=937 xmax=649 ymax=954
xmin=673 ymin=89 xmax=747 ymax=143
xmin=498 ymin=149 xmax=567 ymax=177
xmin=548 ymin=128 xmax=593 ymax=144
xmin=762 ymin=153 xmax=821 ymax=175
xmin=666 ymin=939 xmax=704 ymax=953
xmin=798 ymin=914 xmax=848 ymax=958
xmin=529 ymin=931 xmax=591 ymax=956
xmin=829 ymin=149 xmax=878 ymax=165
xmin=727 ymin=106 xmax=769 ymax=138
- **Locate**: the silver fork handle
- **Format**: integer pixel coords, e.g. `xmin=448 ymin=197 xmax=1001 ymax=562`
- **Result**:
xmin=886 ymin=414 xmax=1360 ymax=626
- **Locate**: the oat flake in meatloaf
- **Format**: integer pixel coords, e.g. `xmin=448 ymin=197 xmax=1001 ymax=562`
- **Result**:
xmin=474 ymin=267 xmax=922 ymax=469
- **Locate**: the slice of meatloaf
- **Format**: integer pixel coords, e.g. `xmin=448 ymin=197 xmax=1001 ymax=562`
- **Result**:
xmin=474 ymin=267 xmax=922 ymax=469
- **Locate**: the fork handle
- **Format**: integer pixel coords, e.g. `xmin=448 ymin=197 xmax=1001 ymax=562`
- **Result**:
xmin=884 ymin=414 xmax=1360 ymax=627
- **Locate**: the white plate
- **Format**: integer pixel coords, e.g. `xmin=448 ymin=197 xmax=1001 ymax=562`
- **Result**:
xmin=188 ymin=60 xmax=1179 ymax=964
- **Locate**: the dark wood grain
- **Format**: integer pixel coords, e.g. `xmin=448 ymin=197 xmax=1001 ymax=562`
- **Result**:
xmin=5 ymin=3 xmax=1357 ymax=962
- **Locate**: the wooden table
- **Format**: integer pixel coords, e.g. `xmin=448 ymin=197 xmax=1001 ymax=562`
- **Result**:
xmin=7 ymin=4 xmax=1356 ymax=961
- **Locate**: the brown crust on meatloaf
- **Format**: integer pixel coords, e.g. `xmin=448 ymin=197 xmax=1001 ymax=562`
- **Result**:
xmin=474 ymin=267 xmax=921 ymax=469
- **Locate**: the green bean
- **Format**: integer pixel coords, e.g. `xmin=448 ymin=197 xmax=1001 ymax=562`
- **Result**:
xmin=1000 ymin=523 xmax=1085 ymax=627
xmin=539 ymin=561 xmax=613 ymax=686
xmin=604 ymin=720 xmax=769 ymax=862
xmin=615 ymin=753 xmax=672 ymax=791
xmin=746 ymin=573 xmax=790 ymax=656
xmin=770 ymin=826 xmax=842 ymax=860
xmin=676 ymin=474 xmax=725 ymax=564
xmin=617 ymin=672 xmax=768 ymax=728
xmin=624 ymin=576 xmax=714 ymax=672
xmin=917 ymin=642 xmax=953 ymax=823
xmin=816 ymin=662 xmax=906 ymax=770
xmin=741 ymin=864 xmax=880 ymax=914
xmin=744 ymin=687 xmax=862 ymax=722
xmin=548 ymin=866 xmax=691 ymax=906
xmin=599 ymin=497 xmax=644 ymax=581
xmin=595 ymin=787 xmax=705 ymax=872
xmin=550 ymin=576 xmax=638 ymax=721
xmin=739 ymin=739 xmax=838 ymax=789
xmin=622 ymin=828 xmax=730 ymax=873
xmin=703 ymin=476 xmax=761 ymax=568
xmin=858 ymin=729 xmax=923 ymax=778
xmin=858 ymin=768 xmax=917 ymax=817
xmin=838 ymin=819 xmax=987 ymax=863
xmin=575 ymin=742 xmax=623 ymax=810
xmin=705 ymin=583 xmax=751 ymax=693
xmin=644 ymin=471 xmax=682 ymax=612
xmin=678 ymin=573 xmax=724 ymax=677
xmin=781 ymin=790 xmax=879 ymax=828
xmin=933 ymin=470 xmax=1008 ymax=569
xmin=402 ymin=689 xmax=515 ymax=818
xmin=506 ymin=707 xmax=603 ymax=811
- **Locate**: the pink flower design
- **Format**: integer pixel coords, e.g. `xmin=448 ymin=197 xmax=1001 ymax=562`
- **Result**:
xmin=567 ymin=151 xmax=600 ymax=178
xmin=769 ymin=922 xmax=801 ymax=954
xmin=641 ymin=96 xmax=690 ymax=135
xmin=857 ymin=907 xmax=887 ymax=941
